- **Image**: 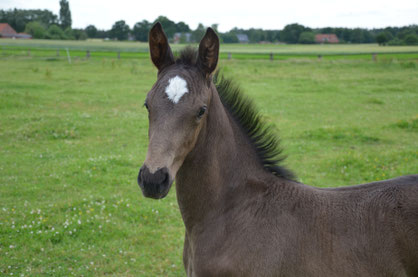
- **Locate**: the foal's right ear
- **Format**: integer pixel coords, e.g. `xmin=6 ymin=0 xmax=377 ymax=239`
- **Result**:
xmin=197 ymin=28 xmax=219 ymax=79
xmin=149 ymin=22 xmax=174 ymax=72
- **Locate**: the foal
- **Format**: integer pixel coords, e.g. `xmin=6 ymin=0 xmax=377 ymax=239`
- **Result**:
xmin=138 ymin=23 xmax=418 ymax=276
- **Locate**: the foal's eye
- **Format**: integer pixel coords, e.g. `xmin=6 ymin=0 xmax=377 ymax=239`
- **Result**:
xmin=197 ymin=106 xmax=207 ymax=118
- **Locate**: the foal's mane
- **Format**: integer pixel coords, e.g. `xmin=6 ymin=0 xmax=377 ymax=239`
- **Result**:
xmin=176 ymin=47 xmax=295 ymax=180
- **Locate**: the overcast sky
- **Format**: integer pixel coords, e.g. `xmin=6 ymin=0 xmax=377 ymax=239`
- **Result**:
xmin=1 ymin=0 xmax=417 ymax=32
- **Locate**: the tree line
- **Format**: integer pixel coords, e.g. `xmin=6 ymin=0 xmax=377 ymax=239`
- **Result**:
xmin=1 ymin=6 xmax=417 ymax=45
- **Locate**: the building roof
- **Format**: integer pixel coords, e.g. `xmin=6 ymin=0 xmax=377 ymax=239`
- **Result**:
xmin=0 ymin=23 xmax=31 ymax=39
xmin=315 ymin=34 xmax=339 ymax=43
xmin=236 ymin=34 xmax=249 ymax=43
xmin=0 ymin=23 xmax=17 ymax=36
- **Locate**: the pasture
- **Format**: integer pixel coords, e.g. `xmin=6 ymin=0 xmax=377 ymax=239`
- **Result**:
xmin=0 ymin=43 xmax=417 ymax=276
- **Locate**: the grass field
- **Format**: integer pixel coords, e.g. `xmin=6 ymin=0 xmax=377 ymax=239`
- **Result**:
xmin=0 ymin=44 xmax=417 ymax=276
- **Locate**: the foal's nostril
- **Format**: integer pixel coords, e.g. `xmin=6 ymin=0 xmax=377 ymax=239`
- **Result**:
xmin=162 ymin=170 xmax=169 ymax=184
xmin=137 ymin=167 xmax=144 ymax=186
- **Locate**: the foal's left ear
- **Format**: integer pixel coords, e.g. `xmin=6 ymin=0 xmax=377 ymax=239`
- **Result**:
xmin=197 ymin=28 xmax=219 ymax=79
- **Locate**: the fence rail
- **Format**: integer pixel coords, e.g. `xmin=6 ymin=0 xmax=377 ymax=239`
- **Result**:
xmin=1 ymin=45 xmax=418 ymax=61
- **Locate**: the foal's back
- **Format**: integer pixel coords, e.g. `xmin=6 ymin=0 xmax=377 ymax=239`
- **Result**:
xmin=294 ymin=175 xmax=418 ymax=277
xmin=196 ymin=175 xmax=418 ymax=276
xmin=230 ymin=175 xmax=418 ymax=276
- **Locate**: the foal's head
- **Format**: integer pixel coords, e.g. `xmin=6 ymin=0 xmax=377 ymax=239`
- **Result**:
xmin=138 ymin=23 xmax=219 ymax=199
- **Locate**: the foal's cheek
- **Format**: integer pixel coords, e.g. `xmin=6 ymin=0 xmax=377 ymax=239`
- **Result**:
xmin=182 ymin=125 xmax=200 ymax=152
xmin=183 ymin=131 xmax=197 ymax=150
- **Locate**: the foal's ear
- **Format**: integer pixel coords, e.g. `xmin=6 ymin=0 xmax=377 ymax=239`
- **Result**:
xmin=149 ymin=22 xmax=174 ymax=71
xmin=197 ymin=28 xmax=219 ymax=79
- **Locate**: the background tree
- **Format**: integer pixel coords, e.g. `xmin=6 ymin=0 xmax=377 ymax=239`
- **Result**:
xmin=350 ymin=28 xmax=365 ymax=43
xmin=45 ymin=24 xmax=66 ymax=39
xmin=1 ymin=11 xmax=417 ymax=44
xmin=154 ymin=16 xmax=176 ymax=38
xmin=85 ymin=25 xmax=97 ymax=38
xmin=176 ymin=21 xmax=191 ymax=33
xmin=72 ymin=28 xmax=87 ymax=40
xmin=191 ymin=23 xmax=206 ymax=42
xmin=110 ymin=20 xmax=130 ymax=40
xmin=246 ymin=28 xmax=266 ymax=43
xmin=404 ymin=34 xmax=418 ymax=45
xmin=64 ymin=28 xmax=76 ymax=40
xmin=362 ymin=30 xmax=373 ymax=43
xmin=397 ymin=28 xmax=415 ymax=40
xmin=281 ymin=23 xmax=309 ymax=43
xmin=382 ymin=27 xmax=396 ymax=39
xmin=64 ymin=27 xmax=74 ymax=39
xmin=320 ymin=27 xmax=333 ymax=34
xmin=387 ymin=38 xmax=402 ymax=45
xmin=24 ymin=21 xmax=46 ymax=38
xmin=298 ymin=31 xmax=315 ymax=44
xmin=376 ymin=33 xmax=389 ymax=45
xmin=132 ymin=20 xmax=151 ymax=42
xmin=59 ymin=0 xmax=72 ymax=29
xmin=265 ymin=30 xmax=280 ymax=42
xmin=0 ymin=9 xmax=57 ymax=32
xmin=95 ymin=29 xmax=109 ymax=39
xmin=220 ymin=32 xmax=239 ymax=43
xmin=210 ymin=24 xmax=219 ymax=33
xmin=340 ymin=28 xmax=352 ymax=43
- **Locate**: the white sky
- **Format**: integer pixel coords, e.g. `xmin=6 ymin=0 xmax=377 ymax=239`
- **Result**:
xmin=1 ymin=0 xmax=417 ymax=32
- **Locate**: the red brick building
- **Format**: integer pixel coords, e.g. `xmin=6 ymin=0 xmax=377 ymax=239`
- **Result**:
xmin=315 ymin=34 xmax=339 ymax=44
xmin=0 ymin=23 xmax=31 ymax=39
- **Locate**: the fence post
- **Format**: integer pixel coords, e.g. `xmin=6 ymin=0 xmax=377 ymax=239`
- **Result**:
xmin=270 ymin=52 xmax=274 ymax=61
xmin=228 ymin=53 xmax=231 ymax=60
xmin=65 ymin=48 xmax=71 ymax=64
xmin=372 ymin=53 xmax=377 ymax=61
xmin=28 ymin=49 xmax=31 ymax=56
xmin=56 ymin=49 xmax=60 ymax=57
xmin=318 ymin=54 xmax=322 ymax=60
xmin=86 ymin=50 xmax=90 ymax=59
xmin=117 ymin=51 xmax=121 ymax=59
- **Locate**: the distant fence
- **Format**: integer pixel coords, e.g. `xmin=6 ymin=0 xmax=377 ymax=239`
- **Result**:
xmin=1 ymin=46 xmax=418 ymax=62
xmin=0 ymin=46 xmax=148 ymax=60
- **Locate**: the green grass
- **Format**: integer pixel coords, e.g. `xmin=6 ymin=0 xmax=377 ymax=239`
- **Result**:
xmin=1 ymin=49 xmax=417 ymax=276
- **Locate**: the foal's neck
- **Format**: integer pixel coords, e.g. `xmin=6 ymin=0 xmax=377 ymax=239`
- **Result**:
xmin=175 ymin=86 xmax=274 ymax=231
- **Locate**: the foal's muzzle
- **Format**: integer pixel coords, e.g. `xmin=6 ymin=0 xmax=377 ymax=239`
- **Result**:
xmin=137 ymin=166 xmax=173 ymax=199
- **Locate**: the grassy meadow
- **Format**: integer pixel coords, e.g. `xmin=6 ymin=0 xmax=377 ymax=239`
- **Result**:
xmin=0 ymin=42 xmax=417 ymax=276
